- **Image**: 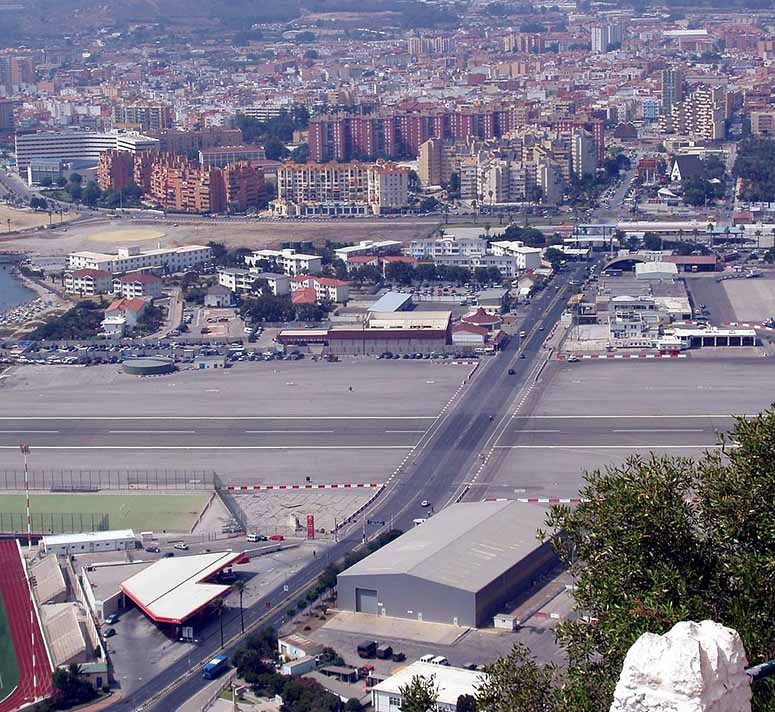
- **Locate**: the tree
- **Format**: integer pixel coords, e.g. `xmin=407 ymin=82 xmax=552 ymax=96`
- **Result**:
xmin=291 ymin=143 xmax=309 ymax=163
xmin=344 ymin=699 xmax=364 ymax=712
xmin=69 ymin=172 xmax=83 ymax=184
xmin=39 ymin=176 xmax=53 ymax=187
xmin=544 ymin=247 xmax=565 ymax=271
xmin=476 ymin=644 xmax=559 ymax=712
xmin=49 ymin=663 xmax=97 ymax=709
xmin=54 ymin=175 xmax=67 ymax=187
xmin=211 ymin=597 xmax=225 ymax=649
xmin=456 ymin=694 xmax=477 ymax=712
xmin=207 ymin=241 xmax=228 ymax=262
xmin=399 ymin=674 xmax=439 ymax=712
xmin=385 ymin=261 xmax=414 ymax=286
xmin=83 ymin=181 xmax=101 ymax=206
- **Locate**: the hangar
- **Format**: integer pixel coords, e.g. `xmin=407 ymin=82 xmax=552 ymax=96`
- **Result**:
xmin=120 ymin=550 xmax=247 ymax=626
xmin=336 ymin=500 xmax=558 ymax=627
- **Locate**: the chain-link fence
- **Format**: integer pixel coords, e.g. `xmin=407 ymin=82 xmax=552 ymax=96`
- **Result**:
xmin=0 ymin=469 xmax=217 ymax=492
xmin=0 ymin=512 xmax=109 ymax=534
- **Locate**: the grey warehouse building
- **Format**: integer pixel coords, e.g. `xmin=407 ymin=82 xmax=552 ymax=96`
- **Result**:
xmin=336 ymin=500 xmax=558 ymax=627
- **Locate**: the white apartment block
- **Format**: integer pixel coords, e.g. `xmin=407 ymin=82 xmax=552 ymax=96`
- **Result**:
xmin=489 ymin=240 xmax=543 ymax=270
xmin=64 ymin=268 xmax=113 ymax=295
xmin=15 ymin=130 xmax=159 ymax=169
xmin=272 ymin=162 xmax=409 ymax=216
xmin=334 ymin=240 xmax=403 ymax=263
xmin=112 ymin=272 xmax=163 ymax=299
xmin=433 ymin=253 xmax=520 ymax=278
xmin=290 ymin=275 xmax=349 ymax=303
xmin=246 ymin=248 xmax=322 ymax=276
xmin=407 ymin=235 xmax=488 ymax=259
xmin=218 ymin=268 xmax=290 ymax=295
xmin=67 ymin=244 xmax=212 ymax=275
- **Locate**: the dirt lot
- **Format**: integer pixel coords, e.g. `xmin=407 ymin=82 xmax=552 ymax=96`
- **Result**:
xmin=0 ymin=204 xmax=79 ymax=232
xmin=0 ymin=216 xmax=438 ymax=257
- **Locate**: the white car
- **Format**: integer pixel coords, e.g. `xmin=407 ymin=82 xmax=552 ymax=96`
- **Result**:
xmin=173 ymin=542 xmax=189 ymax=550
xmin=420 ymin=500 xmax=431 ymax=508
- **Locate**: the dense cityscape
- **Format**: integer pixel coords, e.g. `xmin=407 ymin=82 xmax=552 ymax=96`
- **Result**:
xmin=1 ymin=1 xmax=775 ymax=711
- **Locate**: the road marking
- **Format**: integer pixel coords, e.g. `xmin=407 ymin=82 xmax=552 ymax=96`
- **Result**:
xmin=519 ymin=429 xmax=561 ymax=433
xmin=612 ymin=428 xmax=705 ymax=433
xmin=0 ymin=430 xmax=60 ymax=433
xmin=108 ymin=430 xmax=197 ymax=434
xmin=384 ymin=430 xmax=427 ymax=433
xmin=244 ymin=430 xmax=335 ymax=434
xmin=494 ymin=444 xmax=723 ymax=449
xmin=0 ymin=415 xmax=437 ymax=420
xmin=0 ymin=445 xmax=415 ymax=450
xmin=511 ymin=414 xmax=739 ymax=419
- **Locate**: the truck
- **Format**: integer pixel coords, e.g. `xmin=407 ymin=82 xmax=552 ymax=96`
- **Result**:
xmin=357 ymin=640 xmax=377 ymax=659
xmin=202 ymin=655 xmax=228 ymax=679
xmin=376 ymin=644 xmax=393 ymax=660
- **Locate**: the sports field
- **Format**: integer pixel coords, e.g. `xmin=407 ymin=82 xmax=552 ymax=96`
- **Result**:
xmin=0 ymin=593 xmax=20 ymax=705
xmin=0 ymin=494 xmax=208 ymax=533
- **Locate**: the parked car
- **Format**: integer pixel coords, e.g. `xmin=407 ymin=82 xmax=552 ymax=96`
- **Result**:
xmin=145 ymin=546 xmax=160 ymax=553
xmin=269 ymin=534 xmax=284 ymax=541
xmin=104 ymin=628 xmax=116 ymax=638
xmin=104 ymin=614 xmax=120 ymax=625
xmin=174 ymin=542 xmax=189 ymax=550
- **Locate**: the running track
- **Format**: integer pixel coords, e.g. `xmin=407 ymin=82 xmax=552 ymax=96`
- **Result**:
xmin=0 ymin=540 xmax=52 ymax=712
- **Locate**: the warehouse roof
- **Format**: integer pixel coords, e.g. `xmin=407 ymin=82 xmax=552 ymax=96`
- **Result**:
xmin=338 ymin=501 xmax=550 ymax=593
xmin=373 ymin=662 xmax=487 ymax=705
xmin=366 ymin=311 xmax=451 ymax=330
xmin=43 ymin=529 xmax=136 ymax=548
xmin=120 ymin=550 xmax=247 ymax=624
xmin=368 ymin=291 xmax=413 ymax=313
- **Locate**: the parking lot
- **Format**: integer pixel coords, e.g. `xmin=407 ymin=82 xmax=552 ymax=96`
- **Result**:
xmin=475 ymin=356 xmax=775 ymax=501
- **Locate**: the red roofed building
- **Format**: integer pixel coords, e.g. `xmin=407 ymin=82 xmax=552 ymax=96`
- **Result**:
xmin=112 ymin=271 xmax=163 ymax=299
xmin=451 ymin=322 xmax=487 ymax=346
xmin=346 ymin=255 xmax=381 ymax=272
xmin=461 ymin=307 xmax=502 ymax=331
xmin=291 ymin=287 xmax=318 ymax=305
xmin=290 ymin=275 xmax=350 ymax=303
xmin=64 ymin=268 xmax=113 ymax=295
xmin=102 ymin=297 xmax=148 ymax=336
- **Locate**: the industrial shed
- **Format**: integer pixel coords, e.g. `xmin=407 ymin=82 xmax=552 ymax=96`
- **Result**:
xmin=336 ymin=500 xmax=557 ymax=627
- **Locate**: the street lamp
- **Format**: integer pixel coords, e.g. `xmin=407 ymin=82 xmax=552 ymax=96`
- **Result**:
xmin=20 ymin=442 xmax=31 ymax=550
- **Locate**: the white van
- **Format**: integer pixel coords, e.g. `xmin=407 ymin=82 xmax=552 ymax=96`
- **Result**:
xmin=419 ymin=654 xmax=435 ymax=663
xmin=431 ymin=656 xmax=450 ymax=666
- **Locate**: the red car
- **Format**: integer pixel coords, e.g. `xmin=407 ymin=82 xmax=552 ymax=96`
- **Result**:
xmin=269 ymin=534 xmax=284 ymax=541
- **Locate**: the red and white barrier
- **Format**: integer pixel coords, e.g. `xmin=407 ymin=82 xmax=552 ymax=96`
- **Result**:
xmin=557 ymin=353 xmax=686 ymax=361
xmin=226 ymin=482 xmax=382 ymax=492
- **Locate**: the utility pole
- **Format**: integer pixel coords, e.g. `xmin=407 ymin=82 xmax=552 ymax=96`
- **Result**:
xmin=20 ymin=442 xmax=31 ymax=550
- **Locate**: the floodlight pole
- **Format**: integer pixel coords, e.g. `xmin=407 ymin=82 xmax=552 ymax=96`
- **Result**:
xmin=20 ymin=442 xmax=31 ymax=550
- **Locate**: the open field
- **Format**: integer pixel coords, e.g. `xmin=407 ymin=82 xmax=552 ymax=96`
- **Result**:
xmin=88 ymin=227 xmax=165 ymax=243
xmin=0 ymin=216 xmax=438 ymax=256
xmin=0 ymin=594 xmax=19 ymax=706
xmin=0 ymin=204 xmax=79 ymax=232
xmin=0 ymin=494 xmax=208 ymax=532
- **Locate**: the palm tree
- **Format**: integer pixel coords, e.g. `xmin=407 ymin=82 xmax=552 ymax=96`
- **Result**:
xmin=212 ymin=597 xmax=225 ymax=649
xmin=233 ymin=580 xmax=246 ymax=634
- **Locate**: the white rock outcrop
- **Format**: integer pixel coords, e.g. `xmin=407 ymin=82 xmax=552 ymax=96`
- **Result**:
xmin=610 ymin=620 xmax=752 ymax=712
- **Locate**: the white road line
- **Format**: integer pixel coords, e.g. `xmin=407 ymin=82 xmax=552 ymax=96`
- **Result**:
xmin=612 ymin=429 xmax=705 ymax=433
xmin=384 ymin=430 xmax=427 ymax=433
xmin=518 ymin=429 xmax=561 ymax=433
xmin=0 ymin=416 xmax=437 ymax=421
xmin=0 ymin=430 xmax=60 ymax=433
xmin=0 ymin=445 xmax=415 ymax=450
xmin=244 ymin=430 xmax=335 ymax=434
xmin=494 ymin=444 xmax=723 ymax=449
xmin=108 ymin=430 xmax=197 ymax=434
xmin=511 ymin=414 xmax=740 ymax=419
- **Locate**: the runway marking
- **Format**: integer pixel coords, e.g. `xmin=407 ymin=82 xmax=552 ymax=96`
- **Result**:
xmin=108 ymin=430 xmax=197 ymax=434
xmin=511 ymin=414 xmax=740 ymax=419
xmin=519 ymin=429 xmax=561 ymax=433
xmin=384 ymin=430 xmax=427 ymax=433
xmin=0 ymin=430 xmax=60 ymax=433
xmin=244 ymin=430 xmax=335 ymax=434
xmin=0 ymin=445 xmax=415 ymax=450
xmin=612 ymin=429 xmax=705 ymax=433
xmin=494 ymin=444 xmax=724 ymax=449
xmin=0 ymin=416 xmax=437 ymax=420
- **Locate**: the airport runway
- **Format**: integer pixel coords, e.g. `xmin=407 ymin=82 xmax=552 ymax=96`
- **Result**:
xmin=0 ymin=416 xmax=431 ymax=449
xmin=498 ymin=414 xmax=736 ymax=449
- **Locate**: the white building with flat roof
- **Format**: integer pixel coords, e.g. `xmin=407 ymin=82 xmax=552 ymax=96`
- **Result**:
xmin=246 ymin=248 xmax=322 ymax=276
xmin=489 ymin=240 xmax=543 ymax=270
xmin=334 ymin=240 xmax=403 ymax=263
xmin=67 ymin=244 xmax=211 ymax=275
xmin=15 ymin=130 xmax=158 ymax=169
xmin=42 ymin=530 xmax=136 ymax=556
xmin=372 ymin=662 xmax=488 ymax=712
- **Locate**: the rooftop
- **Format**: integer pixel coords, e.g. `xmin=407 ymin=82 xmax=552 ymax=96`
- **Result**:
xmin=368 ymin=291 xmax=414 ymax=313
xmin=120 ymin=550 xmax=247 ymax=624
xmin=372 ymin=661 xmax=488 ymax=705
xmin=338 ymin=500 xmax=550 ymax=593
xmin=43 ymin=529 xmax=135 ymax=547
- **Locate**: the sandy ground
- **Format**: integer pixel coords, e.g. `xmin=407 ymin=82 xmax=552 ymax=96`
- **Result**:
xmin=0 ymin=204 xmax=79 ymax=232
xmin=88 ymin=228 xmax=166 ymax=243
xmin=0 ymin=216 xmax=439 ymax=257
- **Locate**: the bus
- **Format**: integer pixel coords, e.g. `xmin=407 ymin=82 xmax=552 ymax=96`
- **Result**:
xmin=202 ymin=655 xmax=228 ymax=679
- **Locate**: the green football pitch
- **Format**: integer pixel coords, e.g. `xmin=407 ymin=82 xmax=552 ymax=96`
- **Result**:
xmin=0 ymin=493 xmax=208 ymax=533
xmin=0 ymin=591 xmax=20 ymax=704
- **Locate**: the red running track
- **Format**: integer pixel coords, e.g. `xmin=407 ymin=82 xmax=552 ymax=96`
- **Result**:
xmin=0 ymin=540 xmax=52 ymax=712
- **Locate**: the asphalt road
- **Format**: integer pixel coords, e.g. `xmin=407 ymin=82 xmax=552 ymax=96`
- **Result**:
xmin=102 ymin=259 xmax=591 ymax=712
xmin=0 ymin=417 xmax=432 ymax=450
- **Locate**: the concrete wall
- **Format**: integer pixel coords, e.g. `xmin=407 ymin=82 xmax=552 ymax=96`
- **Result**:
xmin=337 ymin=572 xmax=477 ymax=626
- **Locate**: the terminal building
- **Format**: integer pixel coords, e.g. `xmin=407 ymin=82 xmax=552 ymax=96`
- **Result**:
xmin=336 ymin=500 xmax=557 ymax=627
